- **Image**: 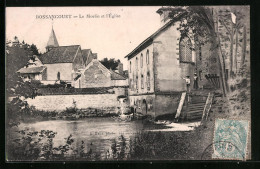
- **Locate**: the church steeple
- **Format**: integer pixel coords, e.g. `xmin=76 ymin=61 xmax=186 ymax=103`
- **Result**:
xmin=46 ymin=24 xmax=59 ymax=52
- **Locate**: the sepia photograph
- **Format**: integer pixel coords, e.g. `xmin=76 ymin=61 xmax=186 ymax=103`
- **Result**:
xmin=5 ymin=6 xmax=251 ymax=161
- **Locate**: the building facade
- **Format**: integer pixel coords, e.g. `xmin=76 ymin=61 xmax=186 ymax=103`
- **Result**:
xmin=76 ymin=59 xmax=128 ymax=89
xmin=125 ymin=7 xmax=216 ymax=117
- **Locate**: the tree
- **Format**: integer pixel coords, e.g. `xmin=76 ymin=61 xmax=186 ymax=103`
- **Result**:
xmin=100 ymin=57 xmax=121 ymax=70
xmin=30 ymin=43 xmax=40 ymax=55
xmin=168 ymin=6 xmax=249 ymax=96
xmin=6 ymin=42 xmax=38 ymax=127
xmin=168 ymin=6 xmax=228 ymax=96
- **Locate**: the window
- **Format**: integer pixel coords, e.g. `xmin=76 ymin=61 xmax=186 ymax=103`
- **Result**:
xmin=130 ymin=61 xmax=132 ymax=73
xmin=136 ymin=75 xmax=138 ymax=92
xmin=130 ymin=79 xmax=133 ymax=91
xmin=147 ymin=72 xmax=150 ymax=91
xmin=146 ymin=50 xmax=149 ymax=64
xmin=136 ymin=57 xmax=138 ymax=71
xmin=141 ymin=74 xmax=144 ymax=89
xmin=57 ymin=72 xmax=60 ymax=80
xmin=179 ymin=36 xmax=192 ymax=63
xmin=199 ymin=46 xmax=202 ymax=61
xmin=140 ymin=54 xmax=143 ymax=68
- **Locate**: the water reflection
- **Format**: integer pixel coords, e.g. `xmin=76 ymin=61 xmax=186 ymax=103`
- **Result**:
xmin=12 ymin=118 xmax=147 ymax=160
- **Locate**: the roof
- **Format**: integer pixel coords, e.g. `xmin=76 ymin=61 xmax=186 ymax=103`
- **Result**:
xmin=17 ymin=66 xmax=46 ymax=74
xmin=82 ymin=49 xmax=92 ymax=65
xmin=110 ymin=70 xmax=127 ymax=80
xmin=39 ymin=45 xmax=80 ymax=64
xmin=47 ymin=28 xmax=59 ymax=47
xmin=124 ymin=12 xmax=187 ymax=59
xmin=82 ymin=59 xmax=127 ymax=80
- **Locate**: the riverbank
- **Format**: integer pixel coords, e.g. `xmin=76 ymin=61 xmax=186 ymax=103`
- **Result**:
xmin=7 ymin=89 xmax=250 ymax=161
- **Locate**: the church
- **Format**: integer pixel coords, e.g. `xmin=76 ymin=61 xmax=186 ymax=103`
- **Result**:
xmin=17 ymin=26 xmax=128 ymax=89
xmin=125 ymin=7 xmax=219 ymax=117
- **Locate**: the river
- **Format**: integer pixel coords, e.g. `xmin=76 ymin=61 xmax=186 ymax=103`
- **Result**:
xmin=7 ymin=117 xmax=199 ymax=160
xmin=8 ymin=117 xmax=166 ymax=160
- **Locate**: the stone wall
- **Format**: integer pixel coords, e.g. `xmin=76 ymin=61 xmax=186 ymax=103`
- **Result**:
xmin=45 ymin=63 xmax=72 ymax=81
xmin=128 ymin=94 xmax=156 ymax=117
xmin=26 ymin=94 xmax=119 ymax=111
xmin=154 ymin=94 xmax=180 ymax=117
xmin=195 ymin=42 xmax=215 ymax=88
xmin=82 ymin=63 xmax=112 ymax=88
xmin=154 ymin=22 xmax=196 ymax=92
xmin=128 ymin=93 xmax=180 ymax=117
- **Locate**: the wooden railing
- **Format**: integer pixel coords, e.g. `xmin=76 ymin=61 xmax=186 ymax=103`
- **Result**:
xmin=174 ymin=92 xmax=186 ymax=122
xmin=201 ymin=92 xmax=214 ymax=123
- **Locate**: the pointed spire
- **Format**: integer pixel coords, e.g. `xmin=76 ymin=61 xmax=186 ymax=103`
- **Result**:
xmin=46 ymin=22 xmax=59 ymax=51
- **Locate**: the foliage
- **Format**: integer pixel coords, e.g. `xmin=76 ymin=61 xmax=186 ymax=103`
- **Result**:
xmin=100 ymin=57 xmax=121 ymax=70
xmin=30 ymin=44 xmax=40 ymax=55
xmin=64 ymin=99 xmax=78 ymax=114
xmin=7 ymin=129 xmax=200 ymax=161
xmin=6 ymin=38 xmax=42 ymax=127
xmin=168 ymin=6 xmax=249 ymax=97
xmin=97 ymin=131 xmax=191 ymax=160
xmin=7 ymin=129 xmax=74 ymax=161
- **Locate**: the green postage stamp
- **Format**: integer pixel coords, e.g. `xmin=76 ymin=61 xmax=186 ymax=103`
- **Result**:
xmin=213 ymin=119 xmax=249 ymax=160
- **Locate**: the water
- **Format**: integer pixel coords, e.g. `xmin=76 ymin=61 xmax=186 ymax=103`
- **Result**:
xmin=8 ymin=117 xmax=166 ymax=160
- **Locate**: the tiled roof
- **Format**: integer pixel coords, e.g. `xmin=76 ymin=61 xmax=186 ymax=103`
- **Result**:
xmin=17 ymin=66 xmax=46 ymax=74
xmin=39 ymin=45 xmax=80 ymax=64
xmin=110 ymin=70 xmax=127 ymax=80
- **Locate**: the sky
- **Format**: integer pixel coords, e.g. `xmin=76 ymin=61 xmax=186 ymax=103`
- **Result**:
xmin=6 ymin=7 xmax=162 ymax=70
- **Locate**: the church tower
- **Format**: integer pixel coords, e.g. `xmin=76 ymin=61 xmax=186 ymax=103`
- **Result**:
xmin=46 ymin=25 xmax=59 ymax=52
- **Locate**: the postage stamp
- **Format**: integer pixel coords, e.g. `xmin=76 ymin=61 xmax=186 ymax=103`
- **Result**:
xmin=212 ymin=119 xmax=249 ymax=160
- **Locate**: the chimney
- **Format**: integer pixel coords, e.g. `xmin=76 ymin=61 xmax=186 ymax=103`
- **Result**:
xmin=93 ymin=53 xmax=97 ymax=59
xmin=118 ymin=63 xmax=123 ymax=75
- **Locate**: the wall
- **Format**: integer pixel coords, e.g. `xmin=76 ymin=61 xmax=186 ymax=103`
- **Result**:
xmin=45 ymin=63 xmax=72 ymax=81
xmin=82 ymin=63 xmax=112 ymax=88
xmin=114 ymin=87 xmax=127 ymax=96
xmin=26 ymin=94 xmax=119 ymax=111
xmin=193 ymin=42 xmax=218 ymax=88
xmin=128 ymin=44 xmax=155 ymax=96
xmin=128 ymin=94 xmax=155 ymax=117
xmin=154 ymin=22 xmax=196 ymax=92
xmin=128 ymin=93 xmax=180 ymax=118
xmin=112 ymin=79 xmax=128 ymax=87
xmin=154 ymin=94 xmax=180 ymax=117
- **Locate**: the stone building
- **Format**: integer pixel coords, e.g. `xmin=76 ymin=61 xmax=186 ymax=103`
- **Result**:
xmin=37 ymin=27 xmax=97 ymax=86
xmin=17 ymin=66 xmax=47 ymax=81
xmin=75 ymin=59 xmax=128 ymax=89
xmin=125 ymin=7 xmax=216 ymax=117
xmin=17 ymin=55 xmax=47 ymax=81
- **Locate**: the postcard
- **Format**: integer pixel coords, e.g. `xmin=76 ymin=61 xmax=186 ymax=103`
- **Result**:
xmin=5 ymin=6 xmax=250 ymax=161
